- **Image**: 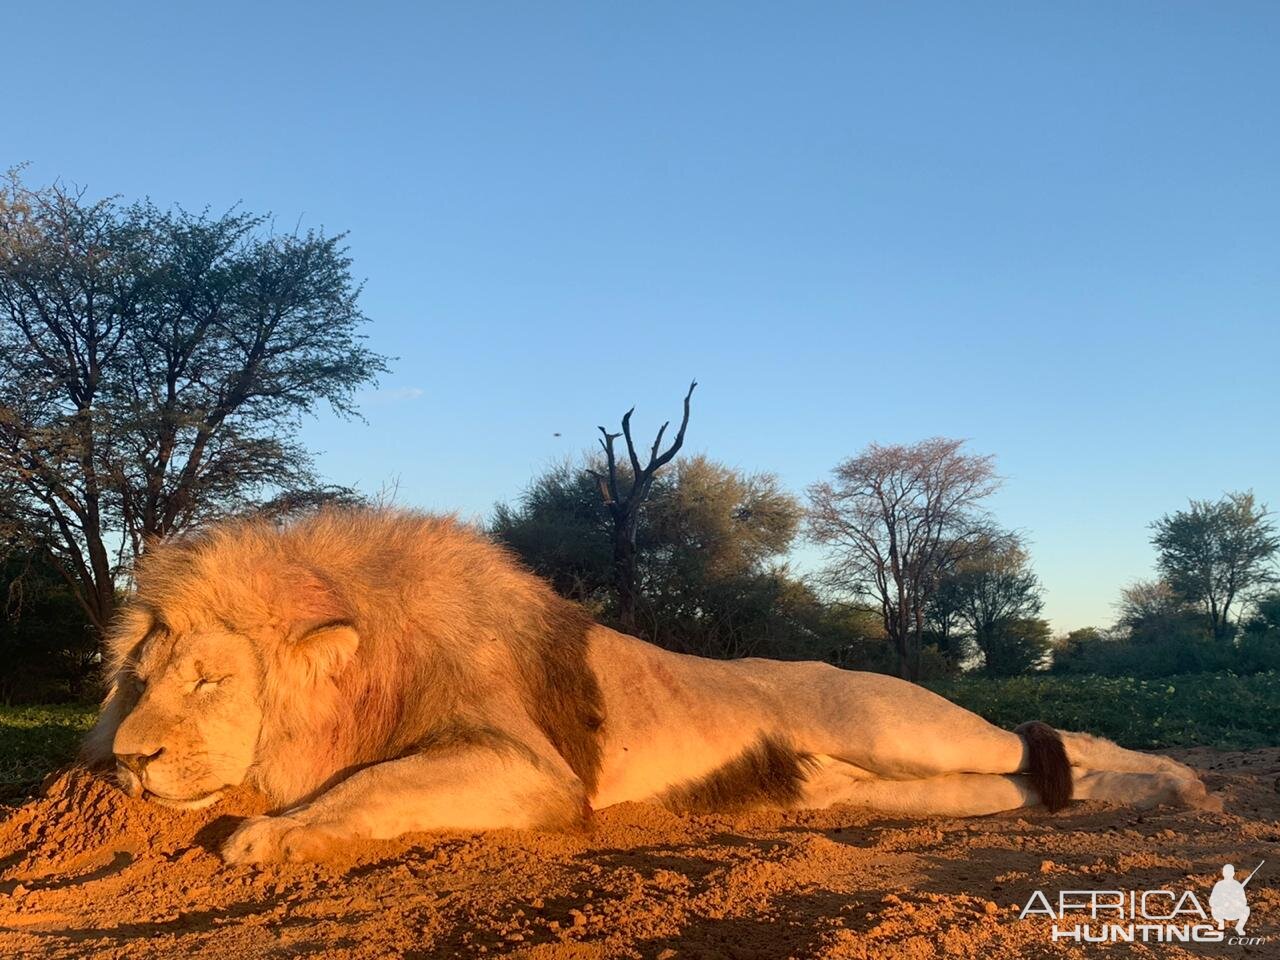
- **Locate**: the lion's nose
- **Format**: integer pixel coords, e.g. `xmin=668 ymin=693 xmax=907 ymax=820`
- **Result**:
xmin=115 ymin=747 xmax=165 ymax=777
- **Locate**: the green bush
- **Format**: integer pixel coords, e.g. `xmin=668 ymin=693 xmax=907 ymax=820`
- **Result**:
xmin=927 ymin=672 xmax=1280 ymax=750
xmin=0 ymin=553 xmax=100 ymax=704
xmin=1052 ymin=634 xmax=1239 ymax=677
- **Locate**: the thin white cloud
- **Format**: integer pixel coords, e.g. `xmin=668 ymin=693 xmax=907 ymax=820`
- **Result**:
xmin=365 ymin=386 xmax=425 ymax=404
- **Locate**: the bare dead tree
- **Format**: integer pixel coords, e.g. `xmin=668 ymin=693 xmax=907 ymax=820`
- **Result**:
xmin=589 ymin=381 xmax=696 ymax=633
xmin=807 ymin=438 xmax=1002 ymax=681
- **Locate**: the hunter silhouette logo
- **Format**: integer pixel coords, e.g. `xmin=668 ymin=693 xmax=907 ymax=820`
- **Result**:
xmin=1019 ymin=860 xmax=1268 ymax=946
xmin=1209 ymin=861 xmax=1263 ymax=935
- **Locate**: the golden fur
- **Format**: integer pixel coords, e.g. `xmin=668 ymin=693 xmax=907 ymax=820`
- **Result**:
xmin=85 ymin=509 xmax=603 ymax=813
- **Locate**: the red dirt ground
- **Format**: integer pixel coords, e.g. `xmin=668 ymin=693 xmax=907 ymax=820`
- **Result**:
xmin=1 ymin=749 xmax=1277 ymax=959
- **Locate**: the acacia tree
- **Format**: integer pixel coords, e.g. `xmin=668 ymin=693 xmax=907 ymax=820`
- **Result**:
xmin=1151 ymin=492 xmax=1278 ymax=640
xmin=807 ymin=438 xmax=1002 ymax=681
xmin=588 ymin=381 xmax=696 ymax=633
xmin=946 ymin=539 xmax=1046 ymax=674
xmin=952 ymin=542 xmax=1039 ymax=670
xmin=0 ymin=174 xmax=386 ymax=632
xmin=1116 ymin=578 xmax=1185 ymax=629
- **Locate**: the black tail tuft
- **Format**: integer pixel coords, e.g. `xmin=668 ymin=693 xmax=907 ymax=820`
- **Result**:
xmin=1015 ymin=721 xmax=1073 ymax=812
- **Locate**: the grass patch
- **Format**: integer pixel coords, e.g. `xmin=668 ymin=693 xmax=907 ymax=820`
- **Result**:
xmin=0 ymin=703 xmax=96 ymax=802
xmin=928 ymin=672 xmax=1280 ymax=750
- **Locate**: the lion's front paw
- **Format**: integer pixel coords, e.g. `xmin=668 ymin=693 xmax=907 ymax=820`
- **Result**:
xmin=222 ymin=815 xmax=343 ymax=864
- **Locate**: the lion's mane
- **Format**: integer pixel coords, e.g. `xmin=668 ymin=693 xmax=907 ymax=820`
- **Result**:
xmin=84 ymin=509 xmax=604 ymax=808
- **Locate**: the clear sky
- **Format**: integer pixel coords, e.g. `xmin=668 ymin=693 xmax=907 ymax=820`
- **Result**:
xmin=7 ymin=2 xmax=1278 ymax=631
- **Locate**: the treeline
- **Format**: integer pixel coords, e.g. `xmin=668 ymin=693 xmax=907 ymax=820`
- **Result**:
xmin=1054 ymin=493 xmax=1280 ymax=677
xmin=491 ymin=393 xmax=1280 ymax=682
xmin=493 ymin=393 xmax=1280 ymax=683
xmin=493 ymin=434 xmax=1279 ymax=683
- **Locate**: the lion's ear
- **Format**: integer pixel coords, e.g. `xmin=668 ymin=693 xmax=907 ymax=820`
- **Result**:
xmin=288 ymin=621 xmax=360 ymax=682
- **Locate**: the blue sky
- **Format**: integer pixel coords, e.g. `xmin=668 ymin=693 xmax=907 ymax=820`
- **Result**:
xmin=8 ymin=2 xmax=1278 ymax=631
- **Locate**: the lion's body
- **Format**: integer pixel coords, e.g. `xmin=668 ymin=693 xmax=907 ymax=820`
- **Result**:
xmin=85 ymin=509 xmax=1216 ymax=863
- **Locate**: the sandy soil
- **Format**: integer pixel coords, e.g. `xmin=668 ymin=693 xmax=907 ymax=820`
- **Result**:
xmin=1 ymin=749 xmax=1277 ymax=959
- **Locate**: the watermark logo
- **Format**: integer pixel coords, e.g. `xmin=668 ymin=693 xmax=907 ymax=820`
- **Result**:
xmin=1209 ymin=862 xmax=1257 ymax=935
xmin=1019 ymin=861 xmax=1267 ymax=947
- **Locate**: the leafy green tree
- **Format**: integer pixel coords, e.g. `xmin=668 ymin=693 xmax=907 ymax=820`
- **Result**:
xmin=642 ymin=455 xmax=799 ymax=583
xmin=1054 ymin=580 xmax=1234 ymax=676
xmin=491 ymin=460 xmax=612 ymax=604
xmin=1116 ymin=578 xmax=1217 ymax=650
xmin=1243 ymin=590 xmax=1280 ymax=637
xmin=1151 ymin=492 xmax=1279 ymax=640
xmin=1118 ymin=578 xmax=1229 ymax=672
xmin=818 ymin=602 xmax=892 ymax=670
xmin=494 ymin=454 xmax=823 ymax=659
xmin=1116 ymin=578 xmax=1186 ymax=632
xmin=0 ymin=173 xmax=387 ymax=632
xmin=1050 ymin=626 xmax=1108 ymax=674
xmin=1238 ymin=590 xmax=1280 ymax=673
xmin=978 ymin=616 xmax=1053 ymax=677
xmin=921 ymin=576 xmax=968 ymax=667
xmin=637 ymin=455 xmax=802 ymax=656
xmin=930 ymin=537 xmax=1045 ymax=674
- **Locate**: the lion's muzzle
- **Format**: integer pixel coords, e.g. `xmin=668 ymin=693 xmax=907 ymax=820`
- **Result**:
xmin=115 ymin=747 xmax=164 ymax=778
xmin=114 ymin=748 xmax=165 ymax=798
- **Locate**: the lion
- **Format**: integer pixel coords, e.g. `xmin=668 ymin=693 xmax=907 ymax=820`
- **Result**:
xmin=82 ymin=508 xmax=1216 ymax=864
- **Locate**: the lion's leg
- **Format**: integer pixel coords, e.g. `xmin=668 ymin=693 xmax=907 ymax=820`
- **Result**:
xmin=808 ymin=675 xmax=1032 ymax=779
xmin=1073 ymin=769 xmax=1218 ymax=810
xmin=807 ymin=674 xmax=1214 ymax=811
xmin=223 ymin=728 xmax=585 ymax=864
xmin=804 ymin=768 xmax=1217 ymax=816
xmin=805 ymin=765 xmax=1040 ymax=817
xmin=1057 ymin=731 xmax=1198 ymax=781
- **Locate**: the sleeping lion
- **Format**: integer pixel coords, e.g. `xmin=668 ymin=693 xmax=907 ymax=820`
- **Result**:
xmin=83 ymin=508 xmax=1216 ymax=863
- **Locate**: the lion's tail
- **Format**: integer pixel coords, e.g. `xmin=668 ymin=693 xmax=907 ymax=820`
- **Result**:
xmin=1015 ymin=720 xmax=1073 ymax=812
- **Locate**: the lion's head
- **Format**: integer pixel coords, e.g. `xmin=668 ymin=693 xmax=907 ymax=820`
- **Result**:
xmin=83 ymin=508 xmax=598 ymax=811
xmin=109 ymin=620 xmax=264 ymax=808
xmin=104 ymin=612 xmax=359 ymax=808
xmin=84 ymin=516 xmax=371 ymax=809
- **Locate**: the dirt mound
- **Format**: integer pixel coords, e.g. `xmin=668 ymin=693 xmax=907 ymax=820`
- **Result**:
xmin=0 ymin=769 xmax=268 ymax=880
xmin=1 ymin=751 xmax=1278 ymax=958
